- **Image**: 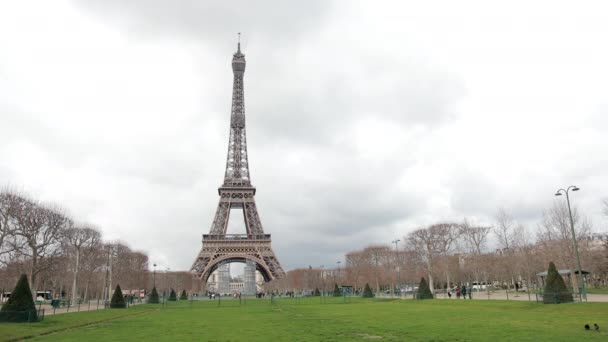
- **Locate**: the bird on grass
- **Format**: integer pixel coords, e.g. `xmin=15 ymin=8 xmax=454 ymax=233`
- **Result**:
xmin=594 ymin=323 xmax=599 ymax=331
xmin=585 ymin=324 xmax=590 ymax=330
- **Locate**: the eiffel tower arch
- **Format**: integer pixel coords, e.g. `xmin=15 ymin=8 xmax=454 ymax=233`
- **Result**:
xmin=191 ymin=39 xmax=285 ymax=292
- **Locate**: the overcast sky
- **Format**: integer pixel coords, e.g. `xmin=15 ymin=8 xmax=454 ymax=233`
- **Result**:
xmin=1 ymin=0 xmax=607 ymax=272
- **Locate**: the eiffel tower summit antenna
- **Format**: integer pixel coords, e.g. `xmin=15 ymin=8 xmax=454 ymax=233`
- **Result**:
xmin=190 ymin=39 xmax=285 ymax=293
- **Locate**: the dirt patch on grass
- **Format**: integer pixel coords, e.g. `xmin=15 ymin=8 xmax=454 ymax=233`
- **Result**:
xmin=357 ymin=333 xmax=383 ymax=339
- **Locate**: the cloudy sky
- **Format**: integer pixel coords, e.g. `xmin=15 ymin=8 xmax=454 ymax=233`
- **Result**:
xmin=1 ymin=0 xmax=607 ymax=272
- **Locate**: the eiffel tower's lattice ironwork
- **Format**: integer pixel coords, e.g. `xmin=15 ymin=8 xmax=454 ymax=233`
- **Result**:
xmin=191 ymin=40 xmax=285 ymax=288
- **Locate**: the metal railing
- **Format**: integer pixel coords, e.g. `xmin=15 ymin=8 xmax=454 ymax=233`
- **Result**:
xmin=203 ymin=234 xmax=271 ymax=241
xmin=0 ymin=308 xmax=45 ymax=322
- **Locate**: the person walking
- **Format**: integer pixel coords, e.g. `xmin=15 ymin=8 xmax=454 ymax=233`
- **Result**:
xmin=461 ymin=285 xmax=467 ymax=300
xmin=456 ymin=287 xmax=461 ymax=299
xmin=447 ymin=289 xmax=452 ymax=299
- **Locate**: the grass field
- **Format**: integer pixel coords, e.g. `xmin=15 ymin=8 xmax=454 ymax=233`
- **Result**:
xmin=1 ymin=297 xmax=606 ymax=341
xmin=586 ymin=287 xmax=608 ymax=295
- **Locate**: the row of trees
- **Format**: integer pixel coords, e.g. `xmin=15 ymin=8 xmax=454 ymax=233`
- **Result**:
xmin=0 ymin=190 xmax=149 ymax=301
xmin=273 ymin=201 xmax=607 ymax=294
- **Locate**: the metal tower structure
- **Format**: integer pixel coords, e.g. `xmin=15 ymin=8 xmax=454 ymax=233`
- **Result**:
xmin=191 ymin=39 xmax=285 ymax=289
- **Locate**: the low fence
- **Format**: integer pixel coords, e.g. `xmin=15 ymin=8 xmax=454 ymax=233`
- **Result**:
xmin=150 ymin=294 xmax=367 ymax=309
xmin=39 ymin=298 xmax=143 ymax=315
xmin=535 ymin=291 xmax=585 ymax=304
xmin=0 ymin=309 xmax=45 ymax=323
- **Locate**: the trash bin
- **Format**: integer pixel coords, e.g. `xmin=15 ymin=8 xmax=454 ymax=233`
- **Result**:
xmin=51 ymin=299 xmax=61 ymax=308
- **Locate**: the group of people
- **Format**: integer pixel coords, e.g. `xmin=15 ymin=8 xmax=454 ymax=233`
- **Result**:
xmin=447 ymin=285 xmax=473 ymax=299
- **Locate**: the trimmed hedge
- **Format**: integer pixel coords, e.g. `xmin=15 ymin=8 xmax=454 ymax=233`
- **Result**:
xmin=168 ymin=289 xmax=177 ymax=301
xmin=0 ymin=274 xmax=38 ymax=322
xmin=148 ymin=286 xmax=160 ymax=304
xmin=417 ymin=277 xmax=434 ymax=299
xmin=110 ymin=284 xmax=126 ymax=308
xmin=543 ymin=262 xmax=573 ymax=304
xmin=362 ymin=283 xmax=374 ymax=298
xmin=333 ymin=283 xmax=342 ymax=297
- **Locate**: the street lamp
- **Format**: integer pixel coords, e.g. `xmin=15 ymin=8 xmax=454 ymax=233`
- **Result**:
xmin=392 ymin=239 xmax=401 ymax=296
xmin=555 ymin=185 xmax=585 ymax=301
xmin=336 ymin=261 xmax=342 ymax=286
xmin=153 ymin=263 xmax=157 ymax=288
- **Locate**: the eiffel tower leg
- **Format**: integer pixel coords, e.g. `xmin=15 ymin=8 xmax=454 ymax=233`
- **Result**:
xmin=210 ymin=201 xmax=230 ymax=235
xmin=244 ymin=201 xmax=264 ymax=235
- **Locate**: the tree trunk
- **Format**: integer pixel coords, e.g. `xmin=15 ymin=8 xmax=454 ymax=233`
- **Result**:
xmin=30 ymin=250 xmax=38 ymax=298
xmin=71 ymin=247 xmax=80 ymax=304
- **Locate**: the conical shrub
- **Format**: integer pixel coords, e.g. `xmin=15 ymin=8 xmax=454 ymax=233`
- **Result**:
xmin=168 ymin=289 xmax=177 ymax=301
xmin=417 ymin=277 xmax=434 ymax=299
xmin=362 ymin=283 xmax=374 ymax=298
xmin=110 ymin=284 xmax=126 ymax=308
xmin=180 ymin=290 xmax=188 ymax=300
xmin=0 ymin=274 xmax=38 ymax=322
xmin=333 ymin=283 xmax=342 ymax=297
xmin=148 ymin=286 xmax=160 ymax=304
xmin=543 ymin=262 xmax=573 ymax=304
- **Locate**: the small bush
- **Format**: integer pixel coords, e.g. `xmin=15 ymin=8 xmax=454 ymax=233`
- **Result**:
xmin=333 ymin=283 xmax=342 ymax=297
xmin=313 ymin=288 xmax=321 ymax=296
xmin=148 ymin=286 xmax=160 ymax=304
xmin=0 ymin=274 xmax=38 ymax=322
xmin=417 ymin=277 xmax=434 ymax=299
xmin=168 ymin=289 xmax=177 ymax=301
xmin=110 ymin=285 xmax=126 ymax=308
xmin=180 ymin=290 xmax=188 ymax=300
xmin=543 ymin=262 xmax=573 ymax=304
xmin=362 ymin=283 xmax=374 ymax=298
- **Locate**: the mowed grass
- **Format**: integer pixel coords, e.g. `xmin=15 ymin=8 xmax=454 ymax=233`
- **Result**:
xmin=1 ymin=298 xmax=607 ymax=341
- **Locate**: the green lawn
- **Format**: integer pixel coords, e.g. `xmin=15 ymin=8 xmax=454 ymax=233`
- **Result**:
xmin=1 ymin=298 xmax=606 ymax=341
xmin=587 ymin=287 xmax=608 ymax=295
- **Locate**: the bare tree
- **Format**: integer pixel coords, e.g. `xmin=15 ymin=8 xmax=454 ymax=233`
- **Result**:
xmin=12 ymin=196 xmax=72 ymax=292
xmin=494 ymin=208 xmax=518 ymax=251
xmin=538 ymin=200 xmax=592 ymax=270
xmin=460 ymin=219 xmax=491 ymax=255
xmin=0 ymin=191 xmax=19 ymax=265
xmin=602 ymin=198 xmax=608 ymax=217
xmin=64 ymin=225 xmax=101 ymax=303
xmin=406 ymin=223 xmax=459 ymax=293
xmin=459 ymin=219 xmax=492 ymax=285
xmin=493 ymin=208 xmax=526 ymax=292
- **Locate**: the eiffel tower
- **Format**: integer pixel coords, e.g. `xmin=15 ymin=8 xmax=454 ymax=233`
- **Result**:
xmin=190 ymin=39 xmax=285 ymax=291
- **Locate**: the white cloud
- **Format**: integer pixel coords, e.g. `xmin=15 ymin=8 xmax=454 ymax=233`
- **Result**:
xmin=1 ymin=0 xmax=607 ymax=272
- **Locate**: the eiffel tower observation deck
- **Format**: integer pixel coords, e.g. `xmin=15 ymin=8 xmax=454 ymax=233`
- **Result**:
xmin=191 ymin=38 xmax=285 ymax=292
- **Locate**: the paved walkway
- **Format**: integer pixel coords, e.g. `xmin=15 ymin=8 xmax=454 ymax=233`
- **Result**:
xmin=379 ymin=292 xmax=608 ymax=302
xmin=39 ymin=300 xmax=143 ymax=316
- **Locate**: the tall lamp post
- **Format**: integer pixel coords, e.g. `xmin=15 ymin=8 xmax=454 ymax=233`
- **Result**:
xmin=336 ymin=261 xmax=342 ymax=287
xmin=392 ymin=239 xmax=401 ymax=296
xmin=319 ymin=265 xmax=325 ymax=296
xmin=153 ymin=263 xmax=157 ymax=288
xmin=555 ymin=185 xmax=585 ymax=301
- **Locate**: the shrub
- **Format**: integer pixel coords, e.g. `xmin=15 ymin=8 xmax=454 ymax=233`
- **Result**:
xmin=168 ymin=289 xmax=177 ymax=301
xmin=148 ymin=286 xmax=160 ymax=304
xmin=543 ymin=262 xmax=573 ymax=304
xmin=0 ymin=274 xmax=38 ymax=322
xmin=110 ymin=285 xmax=126 ymax=308
xmin=417 ymin=277 xmax=434 ymax=299
xmin=180 ymin=290 xmax=188 ymax=300
xmin=333 ymin=283 xmax=342 ymax=297
xmin=362 ymin=283 xmax=374 ymax=298
xmin=313 ymin=288 xmax=321 ymax=296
